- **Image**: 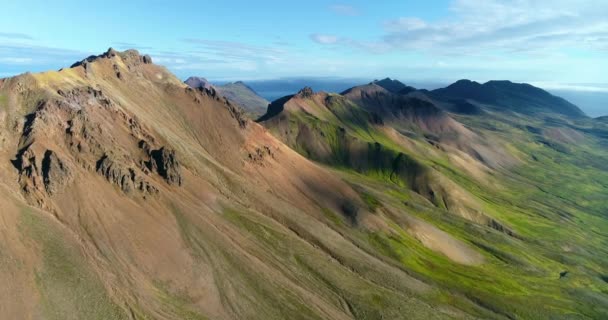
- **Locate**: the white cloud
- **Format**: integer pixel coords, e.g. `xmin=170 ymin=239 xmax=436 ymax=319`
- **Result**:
xmin=310 ymin=34 xmax=339 ymax=45
xmin=0 ymin=57 xmax=33 ymax=64
xmin=385 ymin=17 xmax=427 ymax=32
xmin=329 ymin=4 xmax=359 ymax=16
xmin=532 ymin=82 xmax=608 ymax=93
xmin=153 ymin=57 xmax=186 ymax=64
xmin=0 ymin=32 xmax=33 ymax=40
xmin=316 ymin=0 xmax=608 ymax=55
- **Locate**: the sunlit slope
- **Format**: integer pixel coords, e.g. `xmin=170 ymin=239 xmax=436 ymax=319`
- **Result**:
xmin=258 ymin=83 xmax=608 ymax=319
xmin=0 ymin=49 xmax=512 ymax=320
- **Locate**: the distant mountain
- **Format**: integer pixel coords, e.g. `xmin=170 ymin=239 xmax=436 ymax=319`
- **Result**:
xmin=217 ymin=81 xmax=269 ymax=118
xmin=185 ymin=78 xmax=269 ymax=117
xmin=184 ymin=76 xmax=214 ymax=90
xmin=432 ymin=79 xmax=586 ymax=118
xmin=372 ymin=77 xmax=416 ymax=94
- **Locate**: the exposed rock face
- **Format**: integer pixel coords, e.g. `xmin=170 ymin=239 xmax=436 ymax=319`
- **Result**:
xmin=97 ymin=154 xmax=158 ymax=194
xmin=147 ymin=147 xmax=182 ymax=186
xmin=13 ymin=146 xmax=73 ymax=207
xmin=41 ymin=150 xmax=72 ymax=195
xmin=71 ymin=48 xmax=154 ymax=71
xmin=142 ymin=54 xmax=152 ymax=64
xmin=296 ymin=87 xmax=314 ymax=99
xmin=225 ymin=100 xmax=248 ymax=128
xmin=184 ymin=77 xmax=214 ymax=90
xmin=14 ymin=147 xmax=45 ymax=205
xmin=247 ymin=145 xmax=275 ymax=166
xmin=9 ymin=78 xmax=183 ymax=205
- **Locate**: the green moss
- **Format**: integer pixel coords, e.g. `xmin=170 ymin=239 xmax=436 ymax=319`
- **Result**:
xmin=360 ymin=192 xmax=382 ymax=212
xmin=0 ymin=94 xmax=7 ymax=108
xmin=19 ymin=207 xmax=127 ymax=320
xmin=153 ymin=281 xmax=209 ymax=320
xmin=321 ymin=207 xmax=344 ymax=225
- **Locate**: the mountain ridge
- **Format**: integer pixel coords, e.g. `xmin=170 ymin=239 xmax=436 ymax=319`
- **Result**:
xmin=0 ymin=50 xmax=607 ymax=320
xmin=431 ymin=79 xmax=586 ymax=118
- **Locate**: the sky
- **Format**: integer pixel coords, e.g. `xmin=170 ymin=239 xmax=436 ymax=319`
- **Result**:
xmin=0 ymin=0 xmax=607 ymax=92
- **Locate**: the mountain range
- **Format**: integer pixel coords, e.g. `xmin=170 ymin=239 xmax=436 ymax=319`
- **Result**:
xmin=0 ymin=49 xmax=607 ymax=320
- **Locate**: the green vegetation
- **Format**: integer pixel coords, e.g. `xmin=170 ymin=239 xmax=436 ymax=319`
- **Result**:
xmin=19 ymin=207 xmax=128 ymax=320
xmin=153 ymin=281 xmax=209 ymax=320
xmin=261 ymin=90 xmax=608 ymax=319
xmin=0 ymin=94 xmax=7 ymax=109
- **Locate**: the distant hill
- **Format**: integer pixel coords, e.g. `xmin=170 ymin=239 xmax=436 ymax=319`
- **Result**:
xmin=185 ymin=78 xmax=269 ymax=118
xmin=184 ymin=76 xmax=214 ymax=90
xmin=217 ymin=81 xmax=269 ymax=118
xmin=372 ymin=77 xmax=416 ymax=94
xmin=432 ymin=79 xmax=586 ymax=118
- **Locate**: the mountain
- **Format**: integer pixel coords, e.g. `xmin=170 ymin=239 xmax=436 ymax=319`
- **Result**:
xmin=371 ymin=77 xmax=415 ymax=94
xmin=432 ymin=79 xmax=586 ymax=118
xmin=258 ymin=82 xmax=608 ymax=319
xmin=1 ymin=51 xmax=607 ymax=320
xmin=185 ymin=79 xmax=269 ymax=118
xmin=184 ymin=76 xmax=214 ymax=90
xmin=0 ymin=49 xmax=446 ymax=320
xmin=217 ymin=81 xmax=269 ymax=117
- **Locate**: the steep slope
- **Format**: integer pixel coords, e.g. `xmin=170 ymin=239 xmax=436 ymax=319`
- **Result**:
xmin=259 ymin=85 xmax=516 ymax=230
xmin=432 ymin=79 xmax=586 ymax=118
xmin=0 ymin=49 xmax=475 ymax=320
xmin=1 ymin=50 xmax=607 ymax=320
xmin=259 ymin=83 xmax=608 ymax=319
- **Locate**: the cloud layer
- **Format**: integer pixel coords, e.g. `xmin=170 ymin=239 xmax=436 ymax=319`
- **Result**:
xmin=329 ymin=4 xmax=359 ymax=16
xmin=314 ymin=0 xmax=608 ymax=54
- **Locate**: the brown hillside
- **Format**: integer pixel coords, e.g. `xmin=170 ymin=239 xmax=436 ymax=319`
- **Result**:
xmin=0 ymin=49 xmax=482 ymax=320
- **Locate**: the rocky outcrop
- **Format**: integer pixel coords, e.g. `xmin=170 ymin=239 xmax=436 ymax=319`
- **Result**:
xmin=247 ymin=145 xmax=275 ymax=166
xmin=184 ymin=77 xmax=215 ymax=90
xmin=71 ymin=48 xmax=153 ymax=71
xmin=14 ymin=147 xmax=45 ymax=201
xmin=142 ymin=54 xmax=152 ymax=64
xmin=147 ymin=147 xmax=182 ymax=186
xmin=13 ymin=146 xmax=73 ymax=206
xmin=41 ymin=150 xmax=72 ymax=195
xmin=225 ymin=100 xmax=248 ymax=128
xmin=296 ymin=87 xmax=314 ymax=99
xmin=96 ymin=154 xmax=158 ymax=194
xmin=10 ymin=81 xmax=184 ymax=205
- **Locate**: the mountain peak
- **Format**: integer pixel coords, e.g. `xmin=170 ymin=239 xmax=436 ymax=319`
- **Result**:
xmin=450 ymin=79 xmax=482 ymax=88
xmin=185 ymin=76 xmax=214 ymax=90
xmin=70 ymin=48 xmax=152 ymax=69
xmin=372 ymin=77 xmax=411 ymax=93
xmin=296 ymin=86 xmax=314 ymax=98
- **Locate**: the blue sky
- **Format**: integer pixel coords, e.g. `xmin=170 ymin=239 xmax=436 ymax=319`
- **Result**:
xmin=0 ymin=0 xmax=607 ymax=91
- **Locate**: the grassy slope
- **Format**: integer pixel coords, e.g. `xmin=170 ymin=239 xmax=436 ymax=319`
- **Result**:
xmin=261 ymin=94 xmax=608 ymax=319
xmin=1 ymin=51 xmax=606 ymax=319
